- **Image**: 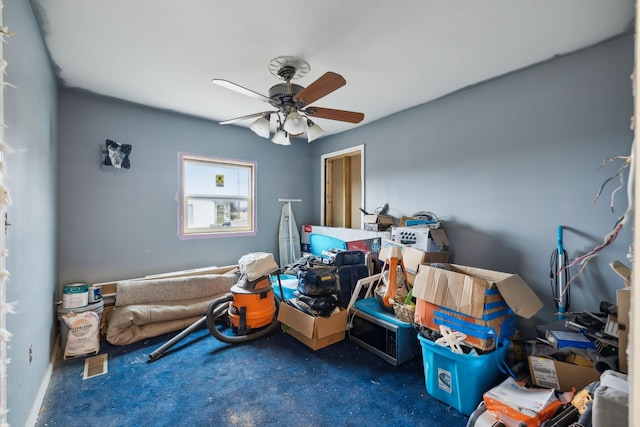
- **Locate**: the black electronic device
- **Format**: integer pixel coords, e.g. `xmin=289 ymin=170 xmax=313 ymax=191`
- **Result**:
xmin=349 ymin=307 xmax=419 ymax=366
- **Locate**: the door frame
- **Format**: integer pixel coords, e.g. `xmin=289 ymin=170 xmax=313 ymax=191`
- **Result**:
xmin=320 ymin=144 xmax=365 ymax=227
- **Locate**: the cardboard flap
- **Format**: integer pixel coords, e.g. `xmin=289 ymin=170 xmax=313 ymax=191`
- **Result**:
xmin=277 ymin=303 xmax=316 ymax=339
xmin=314 ymin=309 xmax=348 ymax=339
xmin=429 ymin=229 xmax=450 ymax=247
xmin=363 ymin=214 xmax=394 ymax=225
xmin=610 ymin=260 xmax=631 ymax=286
xmin=495 ymin=274 xmax=543 ymax=319
xmin=450 ymin=264 xmax=542 ymax=318
xmin=413 ymin=265 xmax=487 ymax=318
xmin=402 ymin=246 xmax=426 ymax=275
xmin=413 ymin=263 xmax=543 ymax=319
xmin=450 ymin=264 xmax=508 ymax=282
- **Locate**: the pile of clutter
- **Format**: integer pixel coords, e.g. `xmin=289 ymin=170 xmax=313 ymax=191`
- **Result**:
xmin=410 ymin=259 xmax=630 ymax=427
xmin=282 ymin=250 xmax=369 ymax=317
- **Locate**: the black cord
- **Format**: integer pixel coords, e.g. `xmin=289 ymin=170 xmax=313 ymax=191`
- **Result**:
xmin=549 ymin=249 xmax=571 ymax=311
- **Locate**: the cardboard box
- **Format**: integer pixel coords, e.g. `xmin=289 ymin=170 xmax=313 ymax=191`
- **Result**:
xmin=528 ymin=356 xmax=600 ymax=391
xmin=377 ymin=239 xmax=451 ymax=285
xmin=363 ymin=214 xmax=394 ymax=231
xmin=300 ymin=225 xmax=389 ymax=255
xmin=413 ymin=264 xmax=543 ymax=320
xmin=412 ymin=264 xmax=543 ymax=350
xmin=402 ymin=246 xmax=451 ymax=286
xmin=415 ymin=299 xmax=512 ymax=351
xmin=346 ymin=238 xmax=383 ymax=257
xmin=610 ymin=260 xmax=631 ymax=287
xmin=364 ymin=223 xmax=388 ymax=231
xmin=277 ymin=302 xmax=348 ymax=350
xmin=617 ymin=287 xmax=630 ymax=373
xmin=390 ymin=226 xmax=449 ymax=252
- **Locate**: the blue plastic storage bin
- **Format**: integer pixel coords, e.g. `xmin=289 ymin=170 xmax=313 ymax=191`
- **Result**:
xmin=418 ymin=333 xmax=508 ymax=416
xmin=271 ymin=274 xmax=297 ymax=301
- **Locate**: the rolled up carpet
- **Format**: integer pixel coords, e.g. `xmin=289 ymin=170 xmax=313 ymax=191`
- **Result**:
xmin=115 ymin=273 xmax=237 ymax=306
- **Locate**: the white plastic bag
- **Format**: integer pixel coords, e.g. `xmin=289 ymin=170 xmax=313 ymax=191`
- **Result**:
xmin=238 ymin=252 xmax=278 ymax=282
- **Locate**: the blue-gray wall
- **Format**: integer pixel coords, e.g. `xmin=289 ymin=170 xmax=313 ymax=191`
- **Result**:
xmin=4 ymin=1 xmax=58 ymax=426
xmin=313 ymin=35 xmax=634 ymax=334
xmin=57 ymin=91 xmax=315 ymax=285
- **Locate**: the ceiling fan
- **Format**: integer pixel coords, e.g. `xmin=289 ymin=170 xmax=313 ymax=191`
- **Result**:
xmin=211 ymin=56 xmax=365 ymax=145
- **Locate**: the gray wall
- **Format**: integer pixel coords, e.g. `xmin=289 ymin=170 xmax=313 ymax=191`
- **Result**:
xmin=4 ymin=1 xmax=58 ymax=426
xmin=313 ymin=35 xmax=634 ymax=335
xmin=57 ymin=91 xmax=315 ymax=285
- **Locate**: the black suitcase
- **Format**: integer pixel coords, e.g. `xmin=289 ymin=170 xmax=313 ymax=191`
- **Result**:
xmin=334 ymin=250 xmax=365 ymax=267
xmin=334 ymin=251 xmax=369 ymax=308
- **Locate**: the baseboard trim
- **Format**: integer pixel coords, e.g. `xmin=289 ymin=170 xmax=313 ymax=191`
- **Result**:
xmin=25 ymin=335 xmax=59 ymax=427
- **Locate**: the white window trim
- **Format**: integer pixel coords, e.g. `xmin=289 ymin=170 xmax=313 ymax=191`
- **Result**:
xmin=178 ymin=152 xmax=257 ymax=239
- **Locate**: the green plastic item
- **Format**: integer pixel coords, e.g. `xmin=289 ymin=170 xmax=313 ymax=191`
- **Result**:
xmin=404 ymin=288 xmax=414 ymax=305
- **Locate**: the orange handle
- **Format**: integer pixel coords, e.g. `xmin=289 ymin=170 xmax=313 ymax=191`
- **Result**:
xmin=383 ymin=257 xmax=398 ymax=307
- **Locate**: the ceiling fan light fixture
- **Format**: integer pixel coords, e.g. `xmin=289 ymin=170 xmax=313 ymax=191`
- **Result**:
xmin=306 ymin=119 xmax=325 ymax=143
xmin=283 ymin=110 xmax=306 ymax=135
xmin=271 ymin=129 xmax=291 ymax=145
xmin=213 ymin=58 xmax=365 ymax=145
xmin=249 ymin=114 xmax=271 ymax=138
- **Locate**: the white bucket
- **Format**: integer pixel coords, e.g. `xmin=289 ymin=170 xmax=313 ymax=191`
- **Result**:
xmin=62 ymin=283 xmax=89 ymax=309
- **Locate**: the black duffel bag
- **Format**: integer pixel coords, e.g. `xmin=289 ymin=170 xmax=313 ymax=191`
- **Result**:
xmin=297 ymin=266 xmax=338 ymax=297
xmin=296 ymin=294 xmax=337 ymax=317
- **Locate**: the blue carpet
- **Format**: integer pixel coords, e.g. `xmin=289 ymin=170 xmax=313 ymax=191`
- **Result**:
xmin=36 ymin=324 xmax=470 ymax=427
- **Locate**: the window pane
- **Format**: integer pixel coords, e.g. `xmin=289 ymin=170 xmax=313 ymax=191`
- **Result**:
xmin=179 ymin=153 xmax=255 ymax=238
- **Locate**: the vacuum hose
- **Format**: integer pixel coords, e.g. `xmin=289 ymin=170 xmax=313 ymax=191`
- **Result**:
xmin=205 ymin=292 xmax=281 ymax=344
xmin=148 ymin=292 xmax=280 ymax=362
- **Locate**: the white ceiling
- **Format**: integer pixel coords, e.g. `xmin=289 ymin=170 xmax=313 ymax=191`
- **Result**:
xmin=29 ymin=0 xmax=635 ymax=139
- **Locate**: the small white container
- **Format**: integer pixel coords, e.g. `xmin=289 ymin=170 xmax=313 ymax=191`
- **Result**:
xmin=62 ymin=283 xmax=89 ymax=309
xmin=88 ymin=285 xmax=103 ymax=303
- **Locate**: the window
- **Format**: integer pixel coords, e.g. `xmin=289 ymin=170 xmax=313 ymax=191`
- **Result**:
xmin=178 ymin=153 xmax=256 ymax=238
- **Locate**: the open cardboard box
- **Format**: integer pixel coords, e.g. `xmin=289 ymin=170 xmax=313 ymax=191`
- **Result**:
xmin=378 ymin=239 xmax=451 ymax=285
xmin=278 ymin=302 xmax=348 ymax=350
xmin=610 ymin=260 xmax=631 ymax=373
xmin=413 ymin=263 xmax=543 ymax=320
xmin=363 ymin=214 xmax=395 ymax=231
xmin=412 ymin=263 xmax=543 ymax=350
xmin=402 ymin=246 xmax=451 ymax=286
xmin=617 ymin=287 xmax=630 ymax=373
xmin=528 ymin=355 xmax=600 ymax=391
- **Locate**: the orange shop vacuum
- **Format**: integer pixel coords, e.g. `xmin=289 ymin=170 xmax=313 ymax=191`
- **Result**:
xmin=148 ymin=252 xmax=282 ymax=361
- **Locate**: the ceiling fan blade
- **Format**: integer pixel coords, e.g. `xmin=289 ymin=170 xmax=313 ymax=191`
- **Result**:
xmin=293 ymin=72 xmax=346 ymax=107
xmin=211 ymin=79 xmax=273 ymax=104
xmin=219 ymin=111 xmax=275 ymax=125
xmin=304 ymin=107 xmax=364 ymax=124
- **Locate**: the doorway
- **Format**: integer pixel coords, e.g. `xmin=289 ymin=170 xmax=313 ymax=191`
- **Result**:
xmin=321 ymin=145 xmax=364 ymax=228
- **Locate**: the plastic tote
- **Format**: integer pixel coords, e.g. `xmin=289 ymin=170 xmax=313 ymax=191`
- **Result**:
xmin=417 ymin=333 xmax=508 ymax=416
